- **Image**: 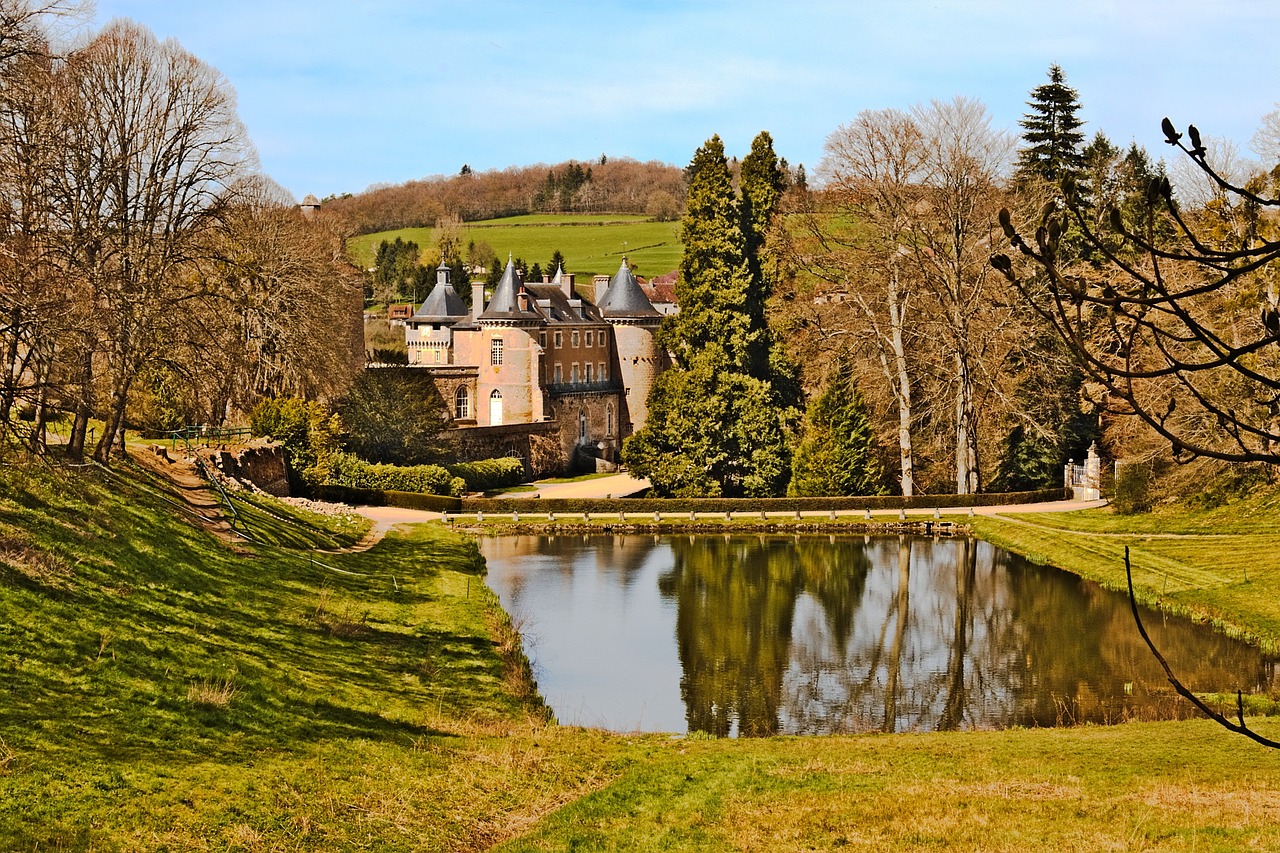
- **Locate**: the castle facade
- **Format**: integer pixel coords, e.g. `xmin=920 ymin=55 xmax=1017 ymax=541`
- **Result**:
xmin=404 ymin=258 xmax=669 ymax=474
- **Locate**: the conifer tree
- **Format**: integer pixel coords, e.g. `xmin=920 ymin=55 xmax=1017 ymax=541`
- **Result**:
xmin=789 ymin=371 xmax=885 ymax=497
xmin=1015 ymin=64 xmax=1086 ymax=185
xmin=624 ymin=135 xmax=790 ymax=497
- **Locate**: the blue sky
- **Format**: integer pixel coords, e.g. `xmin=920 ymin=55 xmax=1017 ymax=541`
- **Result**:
xmin=90 ymin=0 xmax=1280 ymax=202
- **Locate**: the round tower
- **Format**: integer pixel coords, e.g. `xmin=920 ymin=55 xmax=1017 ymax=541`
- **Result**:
xmin=597 ymin=260 xmax=666 ymax=436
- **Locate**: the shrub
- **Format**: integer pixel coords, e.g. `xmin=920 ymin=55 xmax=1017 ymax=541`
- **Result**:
xmin=250 ymin=397 xmax=341 ymax=486
xmin=1112 ymin=462 xmax=1154 ymax=514
xmin=448 ymin=457 xmax=525 ymax=492
xmin=323 ymin=452 xmax=460 ymax=496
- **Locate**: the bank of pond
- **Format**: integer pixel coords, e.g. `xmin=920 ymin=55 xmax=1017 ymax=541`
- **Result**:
xmin=480 ymin=533 xmax=1277 ymax=737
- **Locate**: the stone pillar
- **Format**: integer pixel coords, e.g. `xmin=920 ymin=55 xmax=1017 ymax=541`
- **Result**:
xmin=1084 ymin=442 xmax=1102 ymax=501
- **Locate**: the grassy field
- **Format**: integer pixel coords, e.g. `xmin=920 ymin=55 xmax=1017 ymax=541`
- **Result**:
xmin=6 ymin=459 xmax=1280 ymax=850
xmin=346 ymin=214 xmax=683 ymax=281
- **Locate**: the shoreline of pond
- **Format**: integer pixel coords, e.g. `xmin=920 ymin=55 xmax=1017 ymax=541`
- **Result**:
xmin=449 ymin=519 xmax=973 ymax=536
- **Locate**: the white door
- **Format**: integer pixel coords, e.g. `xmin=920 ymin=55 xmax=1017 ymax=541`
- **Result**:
xmin=489 ymin=390 xmax=503 ymax=426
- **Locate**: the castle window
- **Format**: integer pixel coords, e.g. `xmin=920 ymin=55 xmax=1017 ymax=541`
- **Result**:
xmin=606 ymin=405 xmax=614 ymax=437
xmin=455 ymin=387 xmax=470 ymax=419
xmin=490 ymin=337 xmax=503 ymax=365
xmin=571 ymin=363 xmax=579 ymax=383
xmin=554 ymin=363 xmax=563 ymax=383
xmin=572 ymin=330 xmax=580 ymax=347
xmin=585 ymin=331 xmax=593 ymax=347
xmin=585 ymin=363 xmax=593 ymax=382
xmin=539 ymin=331 xmax=546 ymax=348
xmin=579 ymin=409 xmax=586 ymax=440
xmin=599 ymin=362 xmax=606 ymax=380
xmin=554 ymin=331 xmax=562 ymax=349
xmin=600 ymin=335 xmax=607 ymax=352
xmin=433 ymin=349 xmax=441 ymax=364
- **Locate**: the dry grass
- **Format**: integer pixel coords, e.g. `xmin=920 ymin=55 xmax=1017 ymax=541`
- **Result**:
xmin=0 ymin=535 xmax=73 ymax=590
xmin=186 ymin=675 xmax=239 ymax=708
xmin=310 ymin=588 xmax=372 ymax=638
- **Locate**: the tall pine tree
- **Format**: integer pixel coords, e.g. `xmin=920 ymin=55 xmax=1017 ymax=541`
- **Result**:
xmin=624 ymin=135 xmax=792 ymax=497
xmin=1015 ymin=64 xmax=1086 ymax=185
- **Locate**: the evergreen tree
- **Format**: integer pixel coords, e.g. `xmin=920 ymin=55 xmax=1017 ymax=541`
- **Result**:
xmin=1015 ymin=64 xmax=1086 ymax=185
xmin=547 ymin=248 xmax=566 ymax=276
xmin=624 ymin=135 xmax=791 ymax=497
xmin=789 ymin=372 xmax=885 ymax=497
xmin=658 ymin=135 xmax=757 ymax=367
xmin=337 ymin=367 xmax=449 ymax=466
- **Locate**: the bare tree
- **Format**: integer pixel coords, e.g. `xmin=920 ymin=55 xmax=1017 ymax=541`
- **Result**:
xmin=911 ymin=97 xmax=1017 ymax=494
xmin=801 ymin=98 xmax=1016 ymax=495
xmin=191 ymin=176 xmax=361 ymax=420
xmin=808 ymin=108 xmax=928 ymax=496
xmin=992 ymin=118 xmax=1280 ymax=465
xmin=51 ymin=20 xmax=252 ymax=461
xmin=0 ymin=1 xmax=89 ymax=452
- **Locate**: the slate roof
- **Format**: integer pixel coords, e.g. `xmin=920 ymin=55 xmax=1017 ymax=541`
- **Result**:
xmin=412 ymin=280 xmax=467 ymax=323
xmin=597 ymin=259 xmax=661 ymax=319
xmin=478 ymin=259 xmax=541 ymax=322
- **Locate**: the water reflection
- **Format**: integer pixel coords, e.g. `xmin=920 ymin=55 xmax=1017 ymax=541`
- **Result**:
xmin=480 ymin=534 xmax=1277 ymax=736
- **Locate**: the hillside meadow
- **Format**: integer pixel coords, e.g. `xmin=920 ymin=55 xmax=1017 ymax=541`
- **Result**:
xmin=4 ymin=459 xmax=1280 ymax=850
xmin=346 ymin=214 xmax=683 ymax=281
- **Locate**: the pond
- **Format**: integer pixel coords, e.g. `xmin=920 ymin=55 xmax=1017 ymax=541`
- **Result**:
xmin=480 ymin=534 xmax=1278 ymax=737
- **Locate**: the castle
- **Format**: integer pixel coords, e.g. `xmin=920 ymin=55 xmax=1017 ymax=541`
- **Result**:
xmin=403 ymin=257 xmax=669 ymax=475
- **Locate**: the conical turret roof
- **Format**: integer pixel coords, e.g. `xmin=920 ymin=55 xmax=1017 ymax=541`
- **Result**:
xmin=479 ymin=257 xmax=541 ymax=322
xmin=413 ymin=279 xmax=467 ymax=323
xmin=597 ymin=259 xmax=660 ymax=319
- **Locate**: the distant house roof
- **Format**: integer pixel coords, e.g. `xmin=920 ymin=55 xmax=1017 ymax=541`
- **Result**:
xmin=300 ymin=193 xmax=320 ymax=207
xmin=597 ymin=259 xmax=661 ymax=319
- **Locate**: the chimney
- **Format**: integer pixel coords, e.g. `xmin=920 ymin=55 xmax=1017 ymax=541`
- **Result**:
xmin=471 ymin=282 xmax=485 ymax=320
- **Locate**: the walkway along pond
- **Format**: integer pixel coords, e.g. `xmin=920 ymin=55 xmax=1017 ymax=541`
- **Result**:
xmin=480 ymin=533 xmax=1278 ymax=737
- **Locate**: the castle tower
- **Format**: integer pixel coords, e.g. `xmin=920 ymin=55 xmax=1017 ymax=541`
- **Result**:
xmin=299 ymin=193 xmax=321 ymax=218
xmin=475 ymin=258 xmax=545 ymax=425
xmin=597 ymin=259 xmax=665 ymax=435
xmin=404 ymin=262 xmax=468 ymax=365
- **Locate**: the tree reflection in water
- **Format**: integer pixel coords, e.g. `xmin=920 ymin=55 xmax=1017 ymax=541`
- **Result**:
xmin=482 ymin=534 xmax=1279 ymax=737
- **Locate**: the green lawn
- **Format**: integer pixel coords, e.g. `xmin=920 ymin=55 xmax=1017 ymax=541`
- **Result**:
xmin=347 ymin=214 xmax=682 ymax=281
xmin=6 ymin=459 xmax=1280 ymax=850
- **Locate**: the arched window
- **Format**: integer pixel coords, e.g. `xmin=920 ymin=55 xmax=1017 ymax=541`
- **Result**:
xmin=454 ymin=387 xmax=469 ymax=420
xmin=489 ymin=389 xmax=503 ymax=426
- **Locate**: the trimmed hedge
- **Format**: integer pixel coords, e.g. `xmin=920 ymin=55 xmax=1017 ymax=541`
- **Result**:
xmin=464 ymin=487 xmax=1071 ymax=514
xmin=314 ymin=484 xmax=461 ymax=513
xmin=448 ymin=458 xmax=525 ymax=492
xmin=324 ymin=452 xmax=464 ymax=497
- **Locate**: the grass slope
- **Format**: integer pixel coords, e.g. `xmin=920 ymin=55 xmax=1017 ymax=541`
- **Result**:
xmin=0 ymin=457 xmax=597 ymax=851
xmin=6 ymin=460 xmax=1280 ymax=850
xmin=973 ymin=494 xmax=1280 ymax=651
xmin=346 ymin=214 xmax=682 ymax=280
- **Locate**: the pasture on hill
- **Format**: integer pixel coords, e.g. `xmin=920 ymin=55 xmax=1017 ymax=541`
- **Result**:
xmin=347 ymin=214 xmax=683 ymax=281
